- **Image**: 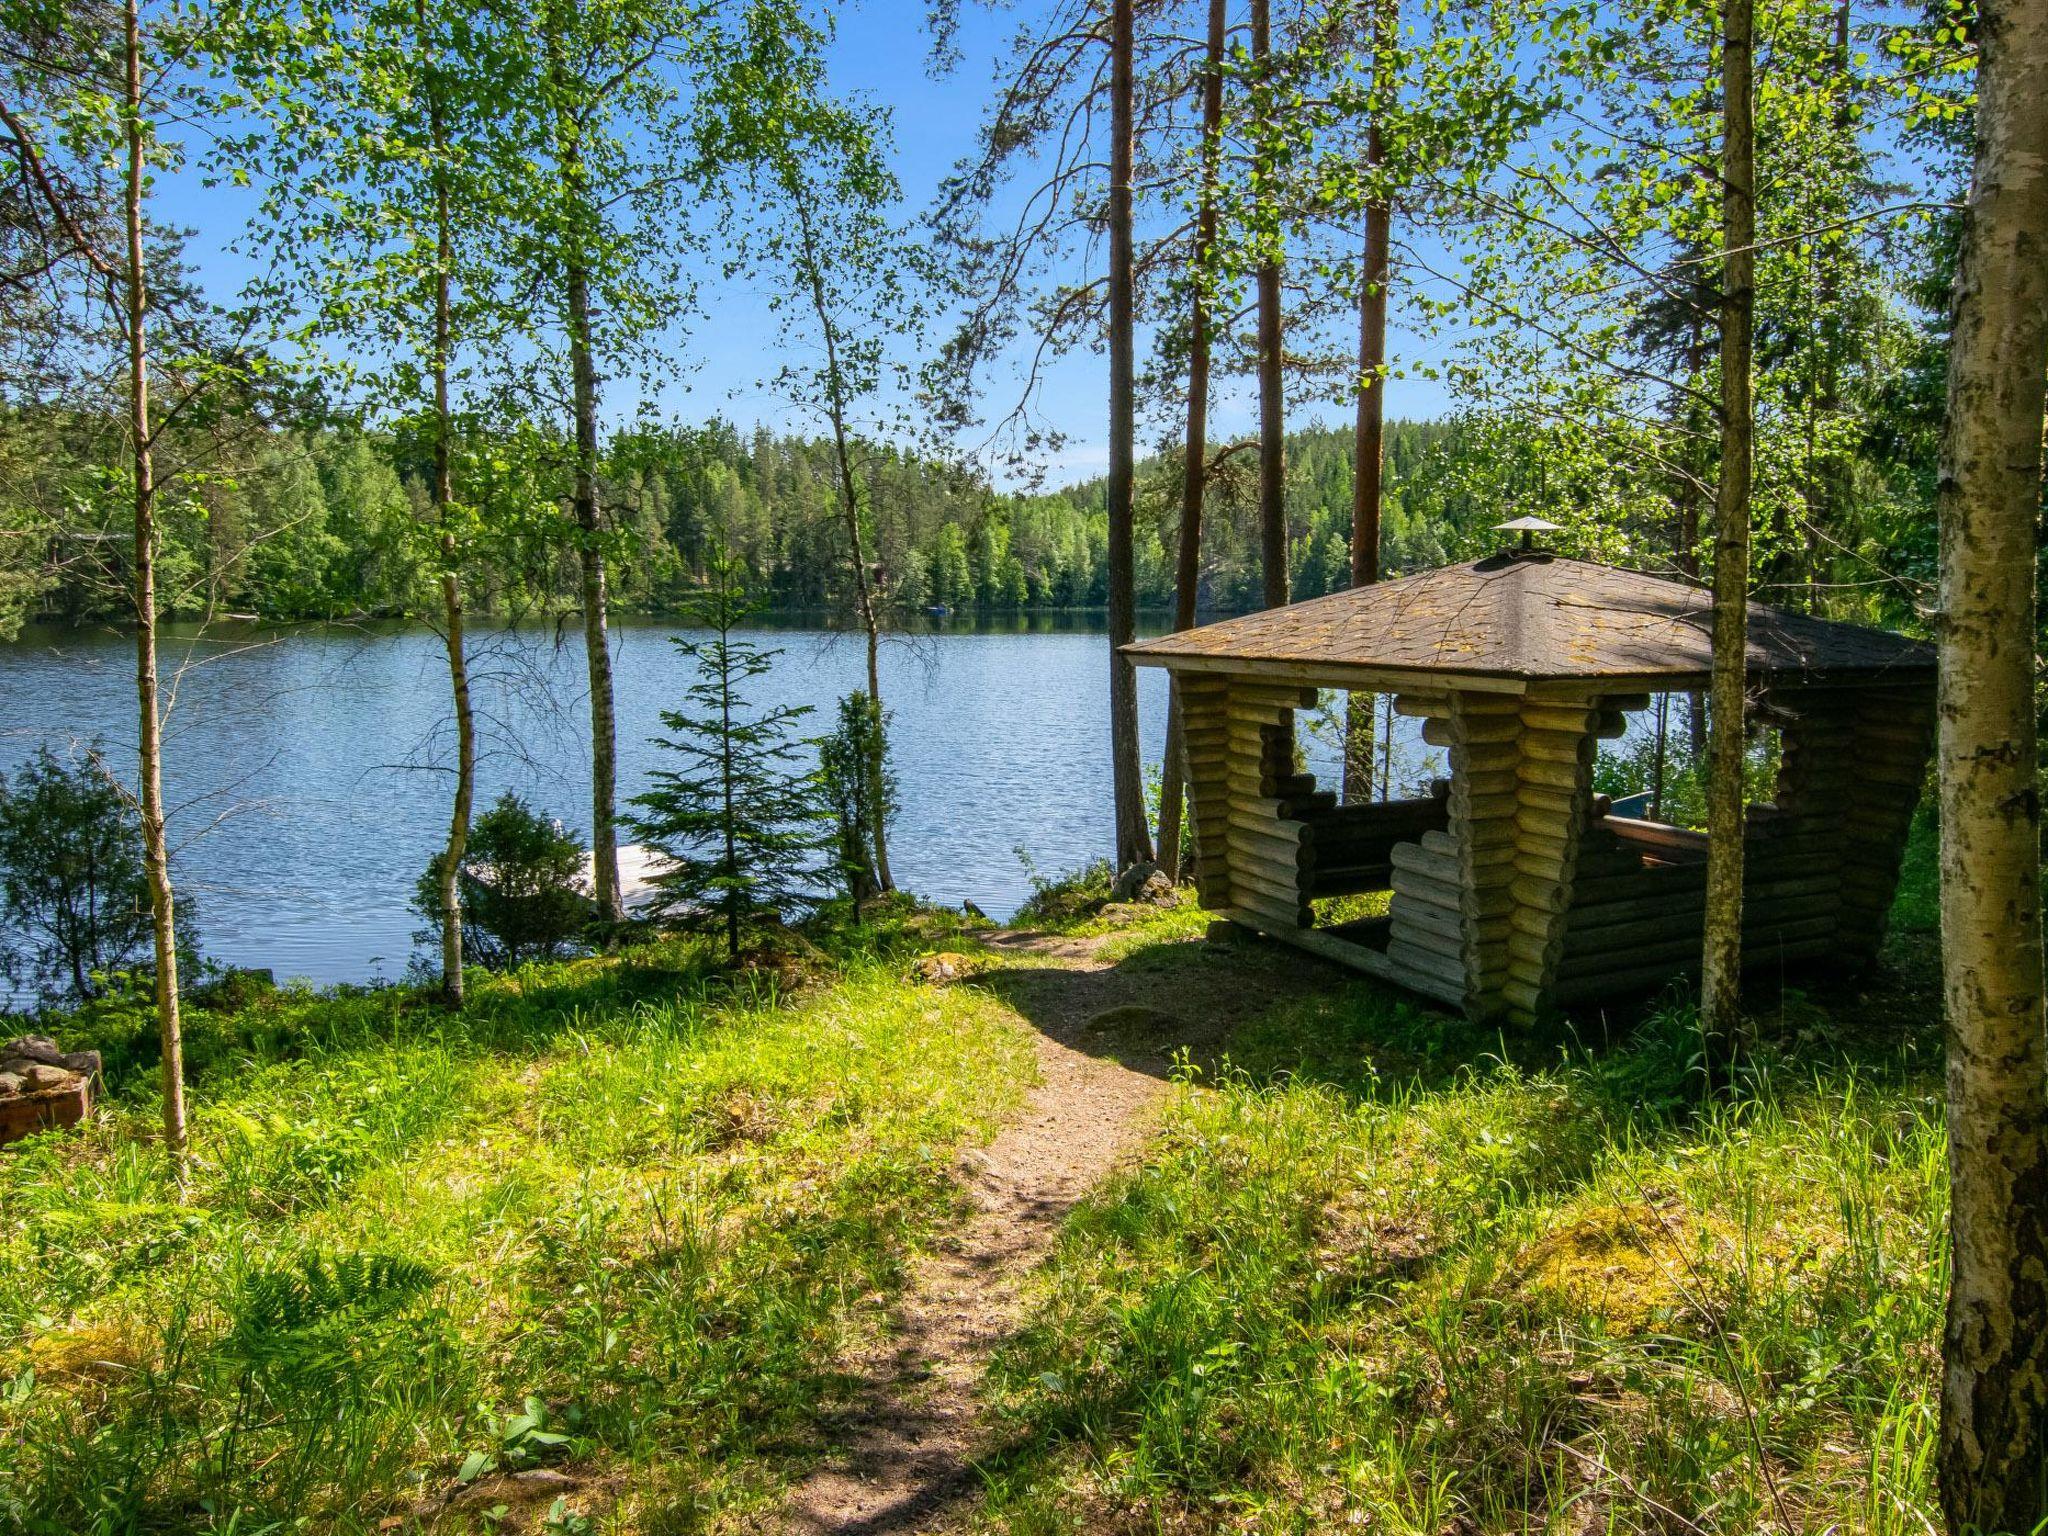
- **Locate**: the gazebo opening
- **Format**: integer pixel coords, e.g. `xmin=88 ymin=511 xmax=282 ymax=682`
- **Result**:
xmin=1126 ymin=552 xmax=1933 ymax=1025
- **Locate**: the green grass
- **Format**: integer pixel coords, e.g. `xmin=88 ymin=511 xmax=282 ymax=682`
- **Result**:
xmin=0 ymin=932 xmax=1033 ymax=1533
xmin=0 ymin=825 xmax=1965 ymax=1535
xmin=965 ymin=889 xmax=1951 ymax=1533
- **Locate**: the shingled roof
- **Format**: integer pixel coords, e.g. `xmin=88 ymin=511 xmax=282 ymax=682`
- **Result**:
xmin=1124 ymin=553 xmax=1934 ymax=687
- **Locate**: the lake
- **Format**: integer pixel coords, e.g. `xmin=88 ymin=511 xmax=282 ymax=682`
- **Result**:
xmin=0 ymin=616 xmax=1436 ymax=992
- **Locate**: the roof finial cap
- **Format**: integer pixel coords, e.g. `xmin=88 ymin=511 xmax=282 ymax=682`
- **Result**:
xmin=1494 ymin=515 xmax=1562 ymax=554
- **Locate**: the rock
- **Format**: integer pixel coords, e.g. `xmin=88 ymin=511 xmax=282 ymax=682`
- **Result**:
xmin=911 ymin=951 xmax=974 ymax=984
xmin=1 ymin=1035 xmax=65 ymax=1069
xmin=1111 ymin=861 xmax=1163 ymax=902
xmin=0 ymin=1037 xmax=99 ymax=1084
xmin=19 ymin=1064 xmax=74 ymax=1093
xmin=0 ymin=1073 xmax=21 ymax=1096
xmin=510 ymin=1469 xmax=580 ymax=1490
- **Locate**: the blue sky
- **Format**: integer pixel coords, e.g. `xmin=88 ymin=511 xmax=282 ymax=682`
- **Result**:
xmin=151 ymin=0 xmax=1452 ymax=487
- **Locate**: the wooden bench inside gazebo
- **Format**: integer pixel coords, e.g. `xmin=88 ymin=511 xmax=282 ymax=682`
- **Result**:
xmin=1124 ymin=548 xmax=1935 ymax=1025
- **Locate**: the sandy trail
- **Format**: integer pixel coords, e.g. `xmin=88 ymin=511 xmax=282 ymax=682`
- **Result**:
xmin=772 ymin=929 xmax=1174 ymax=1535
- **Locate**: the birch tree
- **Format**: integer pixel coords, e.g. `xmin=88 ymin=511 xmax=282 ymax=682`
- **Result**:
xmin=219 ymin=0 xmax=516 ymax=1004
xmin=1932 ymin=0 xmax=2048 ymax=1524
xmin=0 ymin=0 xmax=205 ymax=1165
xmin=696 ymin=7 xmax=932 ymax=895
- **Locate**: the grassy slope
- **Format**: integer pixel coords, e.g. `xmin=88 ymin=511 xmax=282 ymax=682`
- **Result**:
xmin=0 ymin=918 xmax=1033 ymax=1533
xmin=974 ymin=820 xmax=1949 ymax=1535
xmin=3 ymin=812 xmax=1953 ymax=1535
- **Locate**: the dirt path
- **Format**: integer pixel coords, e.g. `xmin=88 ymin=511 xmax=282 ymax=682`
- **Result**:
xmin=772 ymin=928 xmax=1176 ymax=1535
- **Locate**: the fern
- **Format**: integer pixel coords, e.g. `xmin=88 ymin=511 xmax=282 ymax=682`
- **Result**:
xmin=222 ymin=1251 xmax=438 ymax=1374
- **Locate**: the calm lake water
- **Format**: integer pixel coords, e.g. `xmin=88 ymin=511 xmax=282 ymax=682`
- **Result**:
xmin=0 ymin=615 xmax=1445 ymax=992
xmin=0 ymin=615 xmax=1421 ymax=991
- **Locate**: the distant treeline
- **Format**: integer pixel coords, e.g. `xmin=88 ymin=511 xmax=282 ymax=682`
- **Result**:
xmin=3 ymin=408 xmax=1508 ymax=629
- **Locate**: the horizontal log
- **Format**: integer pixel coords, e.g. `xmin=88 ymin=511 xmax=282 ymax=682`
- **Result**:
xmin=1516 ymin=756 xmax=1585 ymax=791
xmin=1389 ymin=841 xmax=1460 ymax=885
xmin=1392 ymin=865 xmax=1465 ymax=912
xmin=1231 ymin=680 xmax=1320 ymax=705
xmin=1514 ymin=805 xmax=1581 ymax=842
xmin=1520 ymin=732 xmax=1594 ymax=766
xmin=1550 ymin=962 xmax=1696 ymax=1005
xmin=1228 ymin=798 xmax=1310 ymax=835
xmin=1518 ymin=703 xmax=1597 ymax=734
xmin=1454 ymin=790 xmax=1522 ymax=823
xmin=1234 ymin=847 xmax=1310 ymax=890
xmin=1392 ymin=694 xmax=1452 ymax=719
xmin=1452 ymin=691 xmax=1526 ymax=714
xmin=1389 ymin=913 xmax=1464 ymax=959
xmin=1387 ymin=939 xmax=1469 ymax=991
xmin=1441 ymin=713 xmax=1522 ymax=746
xmin=1230 ymin=888 xmax=1310 ymax=931
xmin=1608 ymin=819 xmax=1710 ymax=853
xmin=1455 ymin=768 xmax=1523 ymax=800
xmin=1254 ymin=929 xmax=1466 ymax=1010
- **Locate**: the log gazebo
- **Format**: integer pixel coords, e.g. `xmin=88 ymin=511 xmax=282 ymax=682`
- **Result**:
xmin=1124 ymin=549 xmax=1935 ymax=1025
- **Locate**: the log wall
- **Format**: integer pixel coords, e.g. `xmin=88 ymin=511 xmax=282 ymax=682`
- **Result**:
xmin=1218 ymin=680 xmax=1319 ymax=933
xmin=1178 ymin=668 xmax=1931 ymax=1026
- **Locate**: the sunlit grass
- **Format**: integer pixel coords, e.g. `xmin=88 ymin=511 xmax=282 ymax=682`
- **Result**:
xmin=0 ymin=941 xmax=1033 ymax=1531
xmin=968 ymin=826 xmax=1950 ymax=1536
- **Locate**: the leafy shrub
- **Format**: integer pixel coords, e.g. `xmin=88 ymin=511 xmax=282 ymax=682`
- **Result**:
xmin=0 ymin=742 xmax=197 ymax=1003
xmin=818 ymin=691 xmax=898 ymax=903
xmin=1012 ymin=852 xmax=1116 ymax=928
xmin=415 ymin=792 xmax=590 ymax=970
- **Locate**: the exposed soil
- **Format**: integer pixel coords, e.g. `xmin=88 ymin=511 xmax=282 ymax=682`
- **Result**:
xmin=772 ymin=922 xmax=1311 ymax=1534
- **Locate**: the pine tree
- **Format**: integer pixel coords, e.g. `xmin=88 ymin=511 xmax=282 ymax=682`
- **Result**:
xmin=630 ymin=548 xmax=828 ymax=963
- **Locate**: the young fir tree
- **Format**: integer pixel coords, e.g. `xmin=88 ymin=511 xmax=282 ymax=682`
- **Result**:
xmin=630 ymin=550 xmax=827 ymax=962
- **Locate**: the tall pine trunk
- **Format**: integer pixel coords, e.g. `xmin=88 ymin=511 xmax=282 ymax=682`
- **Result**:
xmin=1344 ymin=0 xmax=1395 ymax=804
xmin=1155 ymin=0 xmax=1226 ymax=882
xmin=1105 ymin=0 xmax=1153 ymax=870
xmin=423 ymin=0 xmax=475 ymax=1004
xmin=1934 ymin=0 xmax=2048 ymax=1524
xmin=123 ymin=0 xmax=185 ymax=1167
xmin=1699 ymin=0 xmax=1753 ymax=1044
xmin=548 ymin=28 xmax=621 ymax=921
xmin=798 ymin=195 xmax=893 ymax=892
xmin=1251 ymin=0 xmax=1286 ymax=612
